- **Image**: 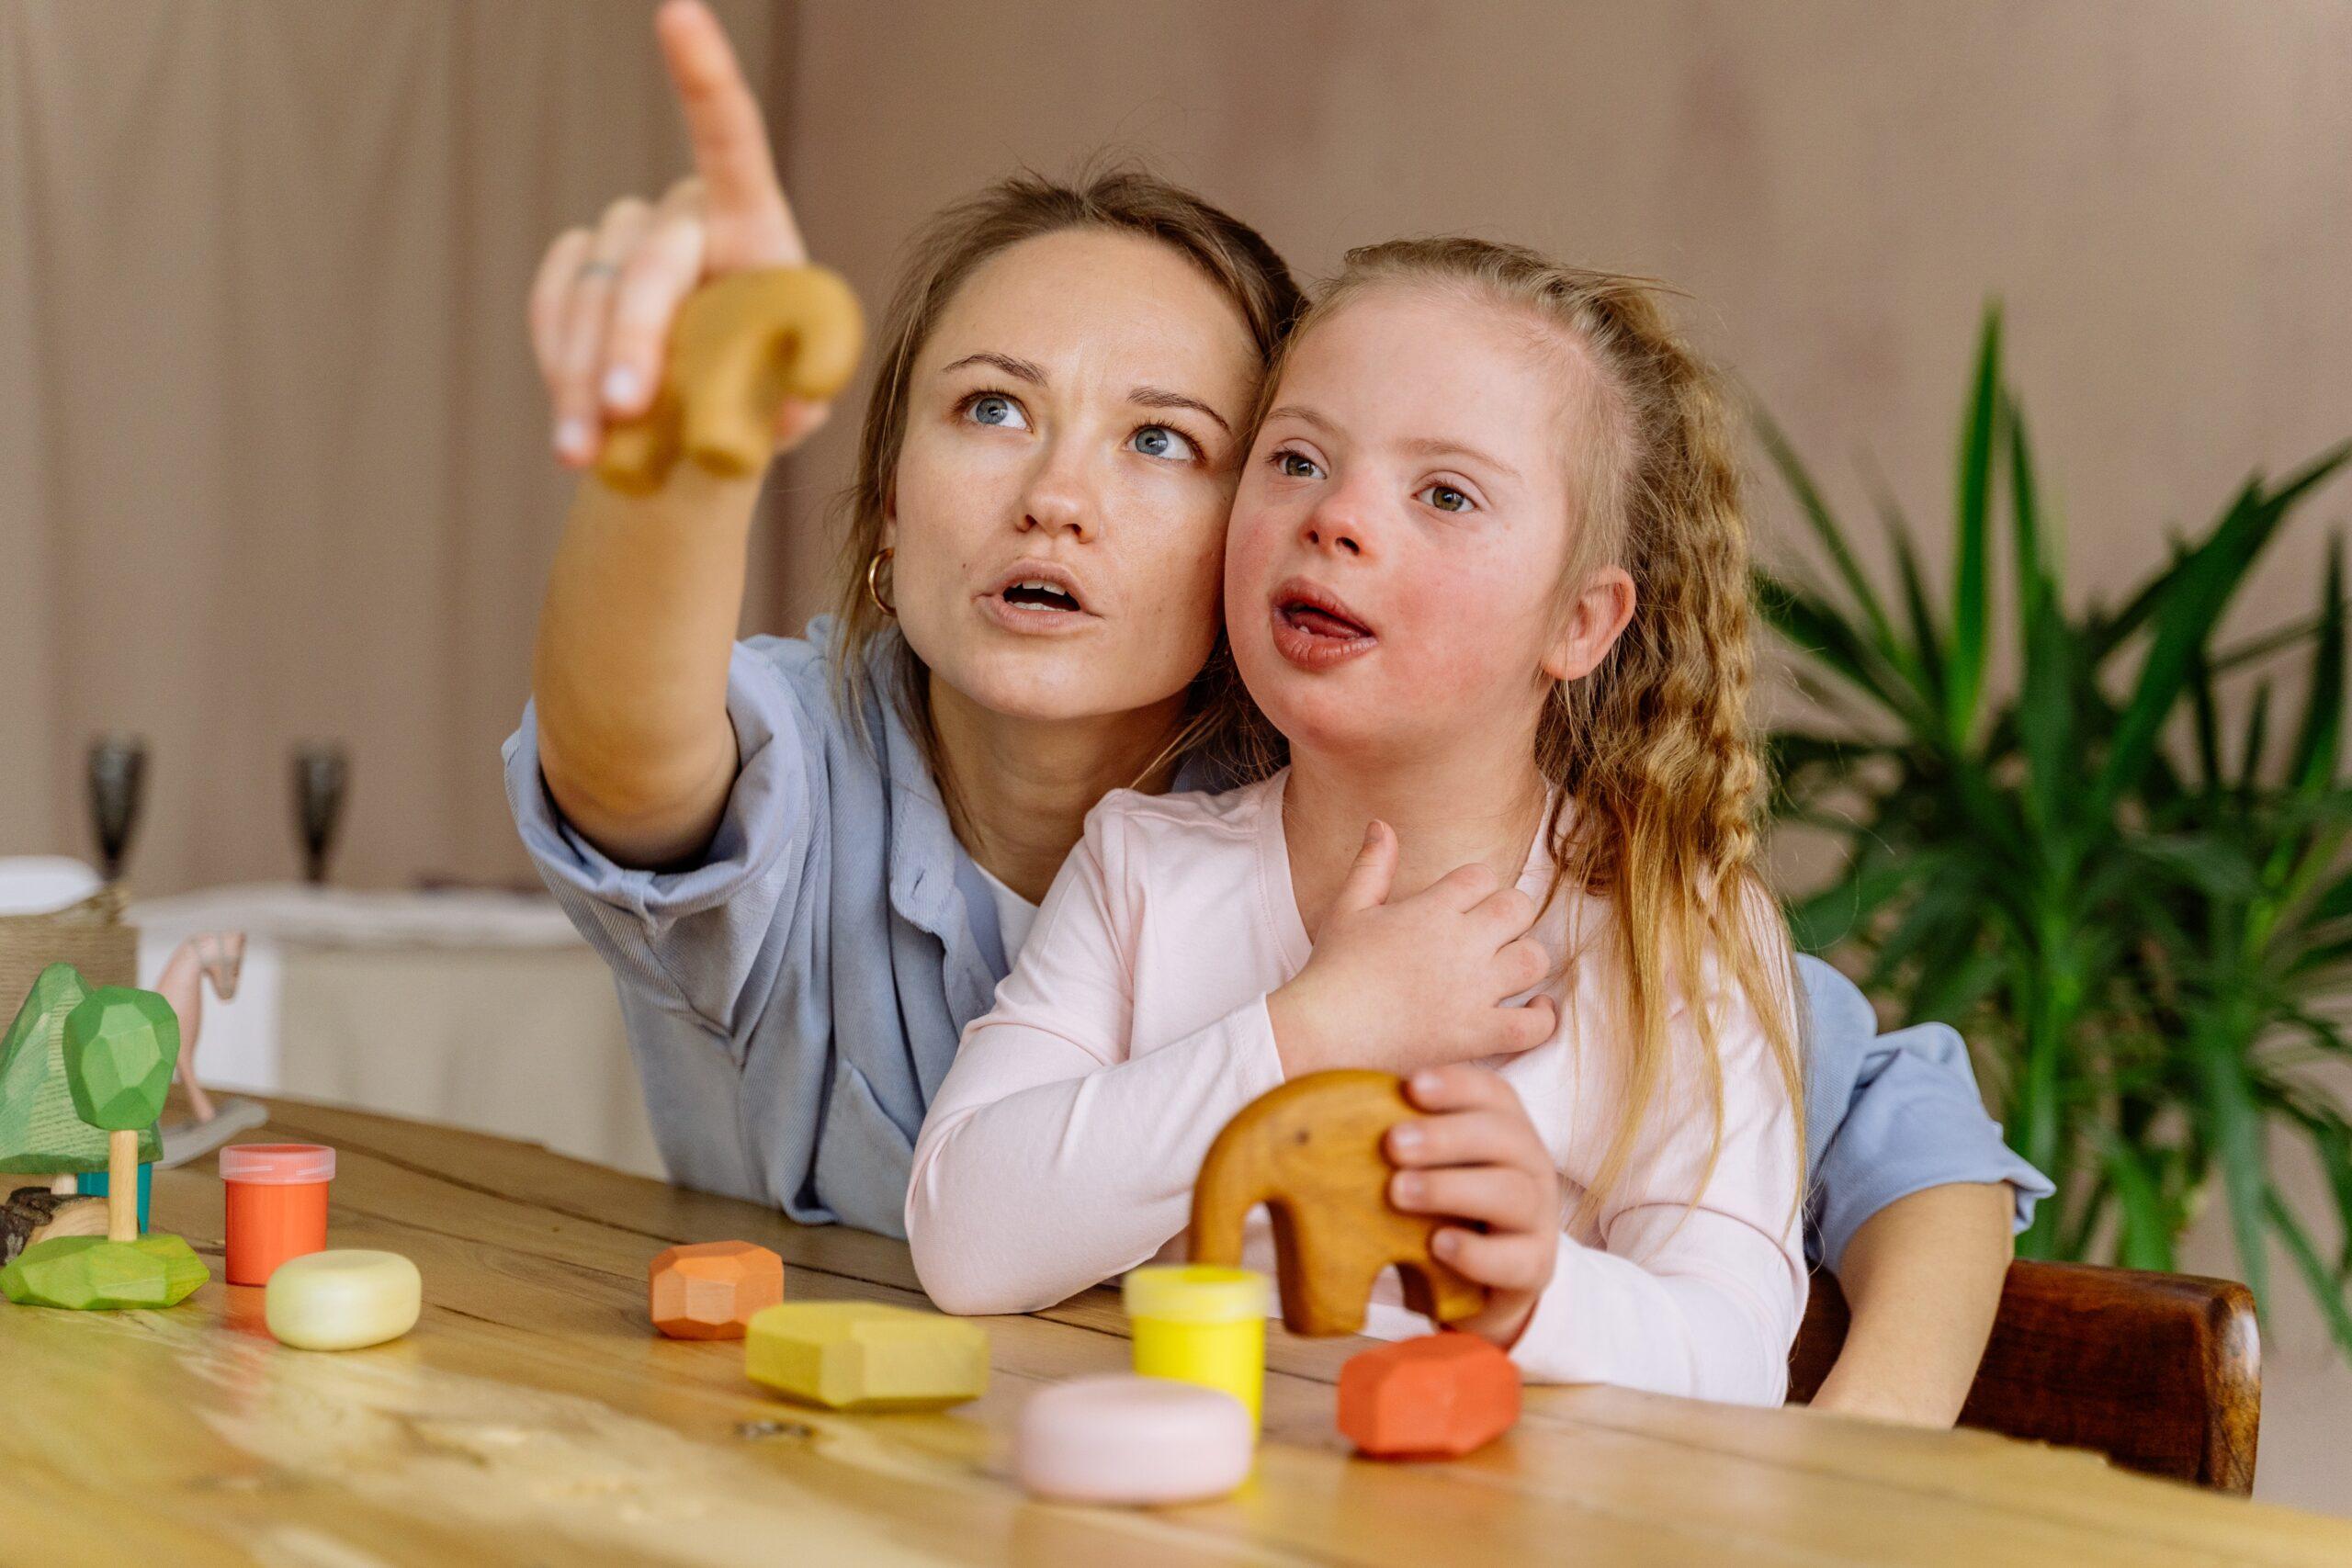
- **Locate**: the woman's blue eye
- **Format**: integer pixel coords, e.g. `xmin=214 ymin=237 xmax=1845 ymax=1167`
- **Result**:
xmin=1420 ymin=482 xmax=1472 ymax=513
xmin=1274 ymin=450 xmax=1322 ymax=480
xmin=1131 ymin=424 xmax=1197 ymax=461
xmin=967 ymin=393 xmax=1025 ymax=429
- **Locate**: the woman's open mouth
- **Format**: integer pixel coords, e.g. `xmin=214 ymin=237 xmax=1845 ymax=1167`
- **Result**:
xmin=1001 ymin=579 xmax=1081 ymax=612
xmin=1269 ymin=578 xmax=1378 ymax=671
xmin=978 ymin=562 xmax=1097 ymax=634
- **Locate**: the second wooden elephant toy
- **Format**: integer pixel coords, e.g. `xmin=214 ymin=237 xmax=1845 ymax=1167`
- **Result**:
xmin=1189 ymin=1070 xmax=1486 ymax=1337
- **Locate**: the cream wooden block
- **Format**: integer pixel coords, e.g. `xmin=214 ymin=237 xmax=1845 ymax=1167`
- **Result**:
xmin=744 ymin=1301 xmax=987 ymax=1412
xmin=265 ymin=1248 xmax=421 ymax=1350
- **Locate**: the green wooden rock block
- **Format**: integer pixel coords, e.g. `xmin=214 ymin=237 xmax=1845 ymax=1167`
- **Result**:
xmin=0 ymin=964 xmax=159 ymax=1174
xmin=62 ymin=987 xmax=180 ymax=1131
xmin=744 ymin=1302 xmax=988 ymax=1412
xmin=1 ymin=1233 xmax=208 ymax=1310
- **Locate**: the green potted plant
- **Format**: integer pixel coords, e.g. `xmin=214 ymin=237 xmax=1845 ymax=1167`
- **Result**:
xmin=1758 ymin=308 xmax=2352 ymax=1354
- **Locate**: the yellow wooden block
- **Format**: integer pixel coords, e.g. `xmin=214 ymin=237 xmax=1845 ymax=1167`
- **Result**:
xmin=743 ymin=1302 xmax=987 ymax=1412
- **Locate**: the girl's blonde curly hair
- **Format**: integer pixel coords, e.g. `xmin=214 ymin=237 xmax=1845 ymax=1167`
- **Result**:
xmin=1256 ymin=236 xmax=1804 ymax=1227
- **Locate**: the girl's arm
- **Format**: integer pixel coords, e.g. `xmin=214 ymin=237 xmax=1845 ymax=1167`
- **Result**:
xmin=1424 ymin=945 xmax=1809 ymax=1405
xmin=1807 ymin=1181 xmax=2013 ymax=1425
xmin=906 ymin=806 xmax=1288 ymax=1314
xmin=906 ymin=803 xmax=1562 ymax=1312
xmin=1394 ymin=1057 xmax=1804 ymax=1404
xmin=1510 ymin=1164 xmax=1806 ymax=1404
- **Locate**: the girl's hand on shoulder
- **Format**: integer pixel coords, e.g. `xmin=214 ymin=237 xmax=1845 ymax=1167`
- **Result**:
xmin=1266 ymin=820 xmax=1557 ymax=1079
xmin=1385 ymin=1064 xmax=1562 ymax=1350
xmin=526 ymin=0 xmax=833 ymax=471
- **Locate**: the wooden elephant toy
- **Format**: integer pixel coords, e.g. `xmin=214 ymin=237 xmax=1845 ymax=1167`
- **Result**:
xmin=1189 ymin=1069 xmax=1485 ymax=1337
xmin=595 ymin=264 xmax=865 ymax=496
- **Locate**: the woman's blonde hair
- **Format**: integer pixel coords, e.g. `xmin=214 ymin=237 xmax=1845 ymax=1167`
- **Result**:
xmin=1264 ymin=237 xmax=1804 ymax=1227
xmin=827 ymin=166 xmax=1303 ymax=827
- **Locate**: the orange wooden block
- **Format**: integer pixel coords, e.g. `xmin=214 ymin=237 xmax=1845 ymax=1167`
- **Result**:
xmin=1189 ymin=1070 xmax=1485 ymax=1337
xmin=1338 ymin=1332 xmax=1521 ymax=1460
xmin=649 ymin=1240 xmax=783 ymax=1340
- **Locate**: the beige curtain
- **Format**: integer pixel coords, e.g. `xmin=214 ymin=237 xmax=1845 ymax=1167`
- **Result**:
xmin=0 ymin=0 xmax=794 ymax=897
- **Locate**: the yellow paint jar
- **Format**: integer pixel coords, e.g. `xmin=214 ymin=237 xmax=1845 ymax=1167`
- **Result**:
xmin=1122 ymin=1265 xmax=1270 ymax=1428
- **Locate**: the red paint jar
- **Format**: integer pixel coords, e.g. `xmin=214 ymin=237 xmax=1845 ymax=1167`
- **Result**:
xmin=220 ymin=1143 xmax=335 ymax=1286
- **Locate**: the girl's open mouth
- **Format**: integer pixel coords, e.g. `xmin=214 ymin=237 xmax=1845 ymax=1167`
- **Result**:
xmin=1269 ymin=578 xmax=1378 ymax=670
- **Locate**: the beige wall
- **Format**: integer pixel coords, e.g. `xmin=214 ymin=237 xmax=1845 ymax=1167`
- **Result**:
xmin=776 ymin=0 xmax=2352 ymax=649
xmin=0 ymin=0 xmax=788 ymax=895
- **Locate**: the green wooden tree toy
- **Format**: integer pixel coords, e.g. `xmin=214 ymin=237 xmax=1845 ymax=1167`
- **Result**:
xmin=0 ymin=978 xmax=206 ymax=1310
xmin=0 ymin=963 xmax=162 ymax=1180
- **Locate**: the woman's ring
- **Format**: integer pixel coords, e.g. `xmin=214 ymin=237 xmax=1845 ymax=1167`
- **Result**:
xmin=576 ymin=259 xmax=622 ymax=282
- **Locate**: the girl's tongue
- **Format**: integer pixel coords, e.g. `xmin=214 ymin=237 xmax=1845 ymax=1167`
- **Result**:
xmin=1286 ymin=604 xmax=1370 ymax=639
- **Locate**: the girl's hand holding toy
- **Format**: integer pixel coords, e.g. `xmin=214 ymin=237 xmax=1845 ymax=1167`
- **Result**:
xmin=1385 ymin=1064 xmax=1565 ymax=1350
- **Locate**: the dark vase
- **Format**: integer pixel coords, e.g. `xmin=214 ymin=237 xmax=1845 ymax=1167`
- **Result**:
xmin=86 ymin=733 xmax=148 ymax=884
xmin=290 ymin=741 xmax=350 ymax=886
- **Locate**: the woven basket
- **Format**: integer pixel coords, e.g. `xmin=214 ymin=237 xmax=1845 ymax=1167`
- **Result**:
xmin=0 ymin=885 xmax=138 ymax=1030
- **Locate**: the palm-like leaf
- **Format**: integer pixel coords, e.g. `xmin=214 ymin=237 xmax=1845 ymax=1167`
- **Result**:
xmin=1760 ymin=302 xmax=2352 ymax=1352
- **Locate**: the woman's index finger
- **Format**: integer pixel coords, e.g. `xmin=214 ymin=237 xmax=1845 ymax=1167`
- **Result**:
xmin=654 ymin=1 xmax=801 ymax=256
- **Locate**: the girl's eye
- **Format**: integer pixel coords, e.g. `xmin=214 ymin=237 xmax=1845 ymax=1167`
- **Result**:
xmin=1130 ymin=424 xmax=1199 ymax=462
xmin=964 ymin=392 xmax=1030 ymax=431
xmin=1272 ymin=449 xmax=1323 ymax=481
xmin=1419 ymin=482 xmax=1473 ymax=513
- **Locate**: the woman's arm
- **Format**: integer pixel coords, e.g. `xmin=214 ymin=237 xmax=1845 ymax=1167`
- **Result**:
xmin=1808 ymin=1181 xmax=2013 ymax=1425
xmin=527 ymin=2 xmax=825 ymax=869
xmin=1797 ymin=957 xmax=2052 ymax=1273
xmin=532 ymin=467 xmax=759 ymax=867
xmin=1795 ymin=960 xmax=2046 ymax=1420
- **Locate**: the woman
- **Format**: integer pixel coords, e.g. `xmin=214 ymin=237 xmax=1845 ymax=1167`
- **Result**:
xmin=510 ymin=0 xmax=2046 ymax=1424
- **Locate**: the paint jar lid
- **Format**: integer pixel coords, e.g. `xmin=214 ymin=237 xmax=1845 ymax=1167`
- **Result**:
xmin=1122 ymin=1265 xmax=1268 ymax=1324
xmin=220 ymin=1143 xmax=335 ymax=1185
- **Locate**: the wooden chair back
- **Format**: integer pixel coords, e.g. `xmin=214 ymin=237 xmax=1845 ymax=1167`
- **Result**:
xmin=1789 ymin=1258 xmax=2260 ymax=1494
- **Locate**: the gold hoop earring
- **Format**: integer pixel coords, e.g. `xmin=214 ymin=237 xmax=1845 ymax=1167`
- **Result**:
xmin=865 ymin=547 xmax=897 ymax=617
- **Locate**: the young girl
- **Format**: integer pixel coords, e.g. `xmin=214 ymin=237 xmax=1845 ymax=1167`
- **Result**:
xmin=907 ymin=239 xmax=1809 ymax=1401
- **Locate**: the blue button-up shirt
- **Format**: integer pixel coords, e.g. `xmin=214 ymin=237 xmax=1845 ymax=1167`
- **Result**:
xmin=505 ymin=618 xmax=2051 ymax=1265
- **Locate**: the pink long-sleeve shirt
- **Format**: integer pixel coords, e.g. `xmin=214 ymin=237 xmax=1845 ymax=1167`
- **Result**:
xmin=905 ymin=773 xmax=1806 ymax=1404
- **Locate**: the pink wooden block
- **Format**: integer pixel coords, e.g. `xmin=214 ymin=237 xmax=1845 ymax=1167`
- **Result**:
xmin=1015 ymin=1374 xmax=1253 ymax=1505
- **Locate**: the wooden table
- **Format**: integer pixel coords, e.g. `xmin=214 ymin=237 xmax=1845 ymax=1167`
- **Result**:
xmin=11 ymin=1102 xmax=2349 ymax=1566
